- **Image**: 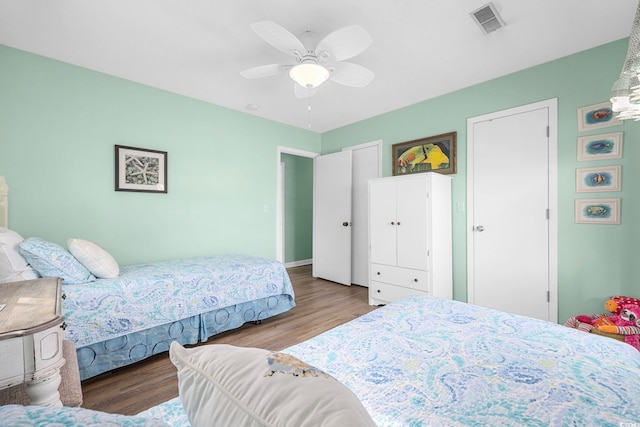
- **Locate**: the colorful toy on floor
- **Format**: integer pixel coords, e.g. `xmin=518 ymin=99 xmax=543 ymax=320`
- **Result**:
xmin=604 ymin=295 xmax=640 ymax=315
xmin=565 ymin=296 xmax=640 ymax=351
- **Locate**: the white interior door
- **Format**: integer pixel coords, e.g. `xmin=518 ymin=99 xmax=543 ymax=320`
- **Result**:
xmin=467 ymin=100 xmax=558 ymax=322
xmin=345 ymin=141 xmax=381 ymax=287
xmin=313 ymin=151 xmax=352 ymax=285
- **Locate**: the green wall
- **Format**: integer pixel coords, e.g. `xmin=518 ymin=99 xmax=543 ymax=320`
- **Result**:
xmin=282 ymin=154 xmax=313 ymax=264
xmin=2 ymin=39 xmax=638 ymax=323
xmin=0 ymin=45 xmax=320 ymax=264
xmin=321 ymin=39 xmax=640 ymax=323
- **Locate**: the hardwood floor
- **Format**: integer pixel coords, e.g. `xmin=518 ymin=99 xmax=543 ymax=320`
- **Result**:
xmin=80 ymin=265 xmax=378 ymax=415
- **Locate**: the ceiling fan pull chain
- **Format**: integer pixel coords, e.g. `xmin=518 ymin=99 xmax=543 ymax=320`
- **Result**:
xmin=307 ymin=93 xmax=313 ymax=129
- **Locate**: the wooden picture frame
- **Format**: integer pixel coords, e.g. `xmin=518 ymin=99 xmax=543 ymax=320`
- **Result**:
xmin=575 ymin=198 xmax=620 ymax=224
xmin=576 ymin=101 xmax=622 ymax=132
xmin=577 ymin=132 xmax=623 ymax=161
xmin=115 ymin=145 xmax=167 ymax=193
xmin=392 ymin=132 xmax=456 ymax=176
xmin=576 ymin=165 xmax=621 ymax=193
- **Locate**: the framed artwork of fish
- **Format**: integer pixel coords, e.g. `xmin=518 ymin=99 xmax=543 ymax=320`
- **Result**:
xmin=575 ymin=198 xmax=620 ymax=224
xmin=576 ymin=165 xmax=621 ymax=192
xmin=392 ymin=132 xmax=456 ymax=176
xmin=577 ymin=132 xmax=623 ymax=161
xmin=576 ymin=101 xmax=622 ymax=132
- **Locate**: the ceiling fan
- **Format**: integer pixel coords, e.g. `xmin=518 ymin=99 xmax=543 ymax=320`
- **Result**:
xmin=240 ymin=21 xmax=374 ymax=98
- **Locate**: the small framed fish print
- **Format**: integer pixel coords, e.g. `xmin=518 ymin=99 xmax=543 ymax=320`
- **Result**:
xmin=576 ymin=165 xmax=621 ymax=193
xmin=577 ymin=132 xmax=623 ymax=161
xmin=575 ymin=198 xmax=620 ymax=224
xmin=576 ymin=101 xmax=622 ymax=132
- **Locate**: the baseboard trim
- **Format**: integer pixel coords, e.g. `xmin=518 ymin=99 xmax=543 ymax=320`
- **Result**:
xmin=284 ymin=259 xmax=312 ymax=268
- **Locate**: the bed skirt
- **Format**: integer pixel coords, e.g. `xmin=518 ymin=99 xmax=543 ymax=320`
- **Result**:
xmin=77 ymin=294 xmax=294 ymax=380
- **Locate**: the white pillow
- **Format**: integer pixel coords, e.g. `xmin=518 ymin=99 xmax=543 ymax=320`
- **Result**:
xmin=169 ymin=342 xmax=376 ymax=427
xmin=0 ymin=227 xmax=38 ymax=283
xmin=67 ymin=238 xmax=119 ymax=279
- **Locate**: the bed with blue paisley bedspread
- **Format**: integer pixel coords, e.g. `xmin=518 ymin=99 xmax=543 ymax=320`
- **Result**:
xmin=63 ymin=254 xmax=295 ymax=380
xmin=143 ymin=295 xmax=640 ymax=427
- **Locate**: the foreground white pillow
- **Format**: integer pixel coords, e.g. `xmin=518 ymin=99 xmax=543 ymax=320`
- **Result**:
xmin=0 ymin=227 xmax=38 ymax=283
xmin=67 ymin=238 xmax=119 ymax=279
xmin=169 ymin=342 xmax=376 ymax=427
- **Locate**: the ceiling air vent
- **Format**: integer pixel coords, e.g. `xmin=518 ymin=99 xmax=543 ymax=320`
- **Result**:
xmin=470 ymin=2 xmax=505 ymax=34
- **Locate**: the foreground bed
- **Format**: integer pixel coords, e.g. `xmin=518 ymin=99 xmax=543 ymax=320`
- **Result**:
xmin=144 ymin=295 xmax=640 ymax=426
xmin=3 ymin=295 xmax=639 ymax=426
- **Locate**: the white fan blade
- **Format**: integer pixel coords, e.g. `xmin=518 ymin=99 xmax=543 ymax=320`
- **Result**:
xmin=240 ymin=64 xmax=284 ymax=79
xmin=316 ymin=25 xmax=372 ymax=62
xmin=329 ymin=62 xmax=374 ymax=87
xmin=294 ymin=83 xmax=319 ymax=99
xmin=251 ymin=21 xmax=305 ymax=57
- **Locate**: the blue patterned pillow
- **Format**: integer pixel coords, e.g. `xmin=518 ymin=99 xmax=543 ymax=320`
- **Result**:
xmin=19 ymin=237 xmax=95 ymax=284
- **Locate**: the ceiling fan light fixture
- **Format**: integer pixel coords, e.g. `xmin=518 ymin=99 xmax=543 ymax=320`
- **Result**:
xmin=289 ymin=63 xmax=330 ymax=88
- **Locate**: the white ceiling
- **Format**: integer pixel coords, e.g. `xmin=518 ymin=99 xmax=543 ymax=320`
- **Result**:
xmin=0 ymin=1 xmax=637 ymax=133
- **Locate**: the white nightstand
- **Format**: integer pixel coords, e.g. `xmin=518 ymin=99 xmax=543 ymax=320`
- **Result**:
xmin=0 ymin=277 xmax=66 ymax=406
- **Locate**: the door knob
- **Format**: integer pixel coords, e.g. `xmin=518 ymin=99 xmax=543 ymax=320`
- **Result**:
xmin=475 ymin=225 xmax=485 ymax=232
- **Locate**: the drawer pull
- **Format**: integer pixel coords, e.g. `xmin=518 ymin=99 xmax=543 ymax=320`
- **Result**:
xmin=414 ymin=278 xmax=418 ymax=282
xmin=377 ymin=289 xmax=381 ymax=293
xmin=376 ymin=272 xmax=381 ymax=275
xmin=60 ymin=322 xmax=67 ymax=330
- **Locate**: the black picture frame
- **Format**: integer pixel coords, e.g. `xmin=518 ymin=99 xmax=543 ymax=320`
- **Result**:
xmin=115 ymin=145 xmax=168 ymax=193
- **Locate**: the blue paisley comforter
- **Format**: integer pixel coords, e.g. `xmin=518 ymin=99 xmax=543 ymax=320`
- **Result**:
xmin=283 ymin=296 xmax=640 ymax=427
xmin=0 ymin=405 xmax=169 ymax=427
xmin=62 ymin=254 xmax=294 ymax=347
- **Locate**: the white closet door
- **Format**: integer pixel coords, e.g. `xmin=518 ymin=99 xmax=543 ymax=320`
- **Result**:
xmin=348 ymin=143 xmax=380 ymax=287
xmin=313 ymin=151 xmax=352 ymax=285
xmin=469 ymin=105 xmax=552 ymax=321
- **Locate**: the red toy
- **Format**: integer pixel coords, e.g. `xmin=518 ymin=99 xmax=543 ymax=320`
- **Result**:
xmin=568 ymin=296 xmax=640 ymax=351
xmin=605 ymin=295 xmax=640 ymax=315
xmin=596 ymin=304 xmax=640 ymax=351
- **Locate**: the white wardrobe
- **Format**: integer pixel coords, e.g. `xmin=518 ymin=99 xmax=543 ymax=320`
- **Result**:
xmin=368 ymin=173 xmax=452 ymax=305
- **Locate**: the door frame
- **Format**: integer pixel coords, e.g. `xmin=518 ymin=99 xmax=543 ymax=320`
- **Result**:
xmin=276 ymin=146 xmax=319 ymax=264
xmin=466 ymin=98 xmax=558 ymax=322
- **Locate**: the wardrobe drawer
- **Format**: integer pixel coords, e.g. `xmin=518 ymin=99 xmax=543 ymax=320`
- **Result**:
xmin=370 ymin=263 xmax=428 ymax=291
xmin=369 ymin=281 xmax=429 ymax=305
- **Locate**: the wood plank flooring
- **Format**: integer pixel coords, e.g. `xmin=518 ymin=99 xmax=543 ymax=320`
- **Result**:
xmin=80 ymin=265 xmax=378 ymax=415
